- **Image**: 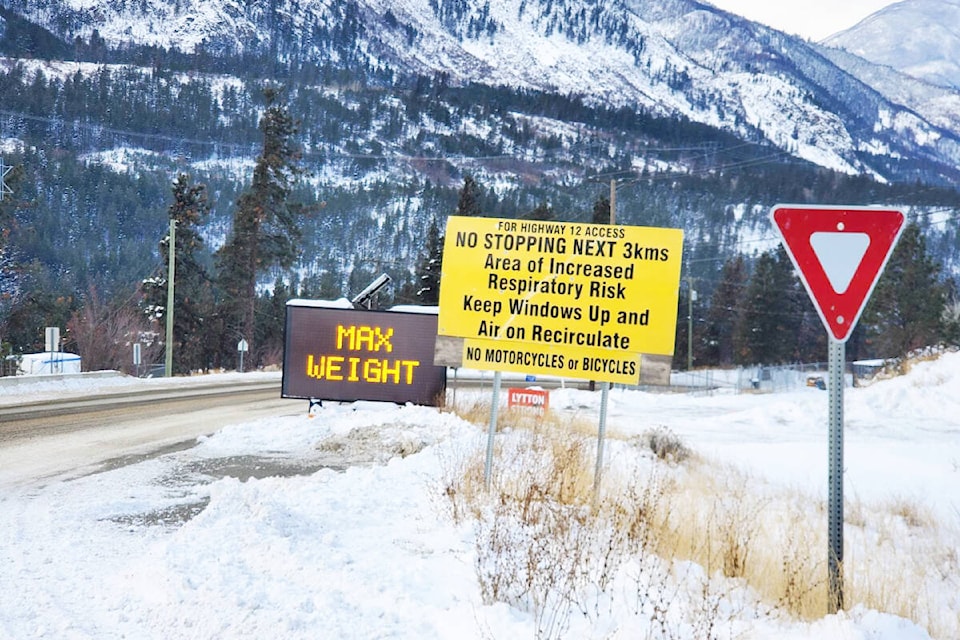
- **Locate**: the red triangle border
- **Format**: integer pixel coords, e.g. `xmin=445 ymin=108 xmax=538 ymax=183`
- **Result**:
xmin=771 ymin=205 xmax=905 ymax=342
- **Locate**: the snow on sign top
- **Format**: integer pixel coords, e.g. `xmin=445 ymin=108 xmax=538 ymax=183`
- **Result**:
xmin=771 ymin=205 xmax=905 ymax=342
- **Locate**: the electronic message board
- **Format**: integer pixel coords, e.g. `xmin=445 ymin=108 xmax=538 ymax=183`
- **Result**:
xmin=282 ymin=302 xmax=446 ymax=406
xmin=437 ymin=216 xmax=684 ymax=381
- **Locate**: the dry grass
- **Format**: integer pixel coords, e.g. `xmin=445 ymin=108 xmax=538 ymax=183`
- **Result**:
xmin=661 ymin=464 xmax=829 ymax=618
xmin=439 ymin=397 xmax=959 ymax=639
xmin=656 ymin=460 xmax=959 ymax=636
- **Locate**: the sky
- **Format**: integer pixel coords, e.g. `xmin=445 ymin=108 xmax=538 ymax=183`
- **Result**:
xmin=1 ymin=353 xmax=958 ymax=639
xmin=707 ymin=0 xmax=898 ymax=40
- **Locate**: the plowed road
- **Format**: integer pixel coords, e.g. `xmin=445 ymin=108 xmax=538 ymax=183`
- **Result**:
xmin=0 ymin=379 xmax=301 ymax=485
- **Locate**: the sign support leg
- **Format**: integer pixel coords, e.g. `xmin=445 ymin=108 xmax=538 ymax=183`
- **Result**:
xmin=484 ymin=370 xmax=502 ymax=491
xmin=827 ymin=337 xmax=845 ymax=613
xmin=594 ymin=381 xmax=610 ymax=497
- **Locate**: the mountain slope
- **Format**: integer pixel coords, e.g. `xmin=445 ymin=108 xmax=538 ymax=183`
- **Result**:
xmin=816 ymin=43 xmax=960 ymax=135
xmin=824 ymin=0 xmax=960 ymax=90
xmin=6 ymin=0 xmax=960 ymax=185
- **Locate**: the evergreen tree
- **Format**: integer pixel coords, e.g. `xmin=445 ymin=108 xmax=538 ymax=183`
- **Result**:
xmin=1 ymin=270 xmax=76 ymax=355
xmin=591 ymin=194 xmax=611 ymax=225
xmin=405 ymin=175 xmax=485 ymax=305
xmin=254 ymin=277 xmax=292 ymax=367
xmin=0 ymin=161 xmax=24 ymax=335
xmin=142 ymin=173 xmax=212 ymax=374
xmin=942 ymin=280 xmax=960 ymax=347
xmin=734 ymin=248 xmax=802 ymax=364
xmin=456 ymin=174 xmax=483 ymax=217
xmin=702 ymin=255 xmax=748 ymax=366
xmin=296 ymin=271 xmax=341 ymax=300
xmin=527 ymin=202 xmax=554 ymax=220
xmin=414 ymin=220 xmax=444 ymax=305
xmin=862 ymin=223 xmax=948 ymax=358
xmin=216 ymin=86 xmax=304 ymax=366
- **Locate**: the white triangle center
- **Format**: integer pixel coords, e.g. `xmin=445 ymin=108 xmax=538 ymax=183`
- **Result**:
xmin=810 ymin=232 xmax=871 ymax=294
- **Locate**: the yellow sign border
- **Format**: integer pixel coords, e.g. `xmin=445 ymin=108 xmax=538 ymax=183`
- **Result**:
xmin=438 ymin=216 xmax=684 ymax=356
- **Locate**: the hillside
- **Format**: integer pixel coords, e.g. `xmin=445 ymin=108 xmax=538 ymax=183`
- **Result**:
xmin=824 ymin=0 xmax=960 ymax=90
xmin=0 ymin=0 xmax=958 ymax=362
xmin=8 ymin=0 xmax=960 ymax=182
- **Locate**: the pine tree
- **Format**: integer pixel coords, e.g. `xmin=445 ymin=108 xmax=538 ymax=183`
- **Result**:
xmin=254 ymin=277 xmax=292 ymax=367
xmin=734 ymin=248 xmax=802 ymax=364
xmin=1 ymin=272 xmax=76 ymax=355
xmin=142 ymin=173 xmax=212 ymax=374
xmin=943 ymin=280 xmax=960 ymax=347
xmin=591 ymin=194 xmax=611 ymax=224
xmin=527 ymin=202 xmax=554 ymax=220
xmin=0 ymin=160 xmax=24 ymax=334
xmin=702 ymin=255 xmax=748 ymax=366
xmin=216 ymin=86 xmax=304 ymax=366
xmin=456 ymin=174 xmax=483 ymax=217
xmin=405 ymin=175 xmax=485 ymax=306
xmin=414 ymin=220 xmax=444 ymax=305
xmin=862 ymin=223 xmax=948 ymax=359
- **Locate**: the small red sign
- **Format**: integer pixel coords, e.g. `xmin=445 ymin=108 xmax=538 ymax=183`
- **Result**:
xmin=507 ymin=388 xmax=550 ymax=410
xmin=771 ymin=205 xmax=905 ymax=342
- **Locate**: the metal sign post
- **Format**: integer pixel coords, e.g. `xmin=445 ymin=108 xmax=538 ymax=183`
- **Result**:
xmin=593 ymin=381 xmax=610 ymax=497
xmin=45 ymin=327 xmax=60 ymax=374
xmin=483 ymin=371 xmax=502 ymax=490
xmin=827 ymin=338 xmax=845 ymax=612
xmin=238 ymin=338 xmax=249 ymax=373
xmin=133 ymin=343 xmax=142 ymax=378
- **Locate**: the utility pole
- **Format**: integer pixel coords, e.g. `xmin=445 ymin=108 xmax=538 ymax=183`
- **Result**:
xmin=609 ymin=179 xmax=616 ymax=225
xmin=687 ymin=278 xmax=692 ymax=370
xmin=164 ymin=218 xmax=176 ymax=377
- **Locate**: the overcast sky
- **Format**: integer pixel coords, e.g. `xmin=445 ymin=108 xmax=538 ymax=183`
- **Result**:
xmin=707 ymin=0 xmax=898 ymax=41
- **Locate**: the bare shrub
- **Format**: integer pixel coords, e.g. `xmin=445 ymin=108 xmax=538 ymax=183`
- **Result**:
xmin=433 ymin=437 xmax=489 ymax=526
xmin=638 ymin=426 xmax=692 ymax=463
xmin=471 ymin=427 xmax=598 ymax=640
xmin=885 ymin=495 xmax=935 ymax=529
xmin=68 ymin=286 xmax=161 ymax=374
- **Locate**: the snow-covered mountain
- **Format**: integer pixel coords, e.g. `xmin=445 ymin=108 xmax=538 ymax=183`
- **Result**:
xmin=824 ymin=0 xmax=960 ymax=91
xmin=7 ymin=0 xmax=960 ymax=184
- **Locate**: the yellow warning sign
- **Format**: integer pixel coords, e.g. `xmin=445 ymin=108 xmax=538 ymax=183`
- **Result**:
xmin=438 ymin=216 xmax=684 ymax=356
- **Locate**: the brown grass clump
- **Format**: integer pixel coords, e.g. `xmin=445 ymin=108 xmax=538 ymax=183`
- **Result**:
xmin=437 ymin=397 xmax=959 ymax=639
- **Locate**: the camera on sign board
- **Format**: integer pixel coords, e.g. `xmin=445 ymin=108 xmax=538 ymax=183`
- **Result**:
xmin=351 ymin=274 xmax=392 ymax=309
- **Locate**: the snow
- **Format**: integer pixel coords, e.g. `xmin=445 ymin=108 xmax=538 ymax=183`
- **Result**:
xmin=824 ymin=0 xmax=960 ymax=90
xmin=1 ymin=351 xmax=959 ymax=639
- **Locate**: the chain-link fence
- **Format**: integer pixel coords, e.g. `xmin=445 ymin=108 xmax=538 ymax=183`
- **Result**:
xmin=663 ymin=361 xmax=868 ymax=395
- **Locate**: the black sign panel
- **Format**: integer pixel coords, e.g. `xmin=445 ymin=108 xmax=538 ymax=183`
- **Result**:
xmin=282 ymin=303 xmax=446 ymax=406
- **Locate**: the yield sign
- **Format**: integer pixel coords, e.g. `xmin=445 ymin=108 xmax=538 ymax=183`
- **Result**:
xmin=771 ymin=205 xmax=905 ymax=342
